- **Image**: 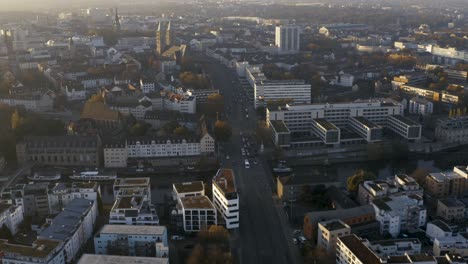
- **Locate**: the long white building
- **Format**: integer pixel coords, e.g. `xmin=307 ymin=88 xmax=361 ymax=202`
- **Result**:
xmin=266 ymin=99 xmax=421 ymax=148
xmin=212 ymin=169 xmax=239 ymax=229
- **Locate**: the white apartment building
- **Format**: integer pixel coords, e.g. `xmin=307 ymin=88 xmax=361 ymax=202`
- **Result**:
xmin=103 ymin=142 xmax=128 ymax=168
xmin=78 ymin=254 xmax=169 ymax=264
xmin=1 ymin=239 xmax=66 ymax=264
xmin=431 ymin=46 xmax=468 ymax=66
xmin=173 ymin=181 xmax=205 ymax=199
xmin=109 ymin=99 xmax=152 ymax=119
xmin=371 ymin=195 xmax=426 ymax=237
xmin=48 ymin=182 xmax=100 ymax=214
xmin=109 ymin=196 xmax=159 ymax=225
xmin=0 ymin=91 xmax=54 ymax=112
xmin=409 ymin=97 xmax=433 ymax=115
xmin=163 ymin=94 xmax=196 ymax=114
xmin=126 ymin=137 xmax=202 ymax=158
xmin=433 ymin=233 xmax=468 ymax=257
xmin=176 ymin=195 xmax=217 ymax=232
xmin=38 ymin=199 xmax=97 ymax=264
xmin=425 ymin=220 xmax=454 ymax=242
xmin=212 ymin=169 xmax=239 ymax=229
xmin=140 ymin=79 xmax=156 ymax=94
xmin=331 ymin=73 xmax=355 ymax=87
xmin=275 ymin=25 xmax=301 ymax=53
xmin=94 ymin=225 xmax=168 ymax=257
xmin=113 ymin=178 xmax=151 ymax=202
xmin=254 ymin=80 xmax=311 ymax=108
xmin=0 ymin=203 xmax=24 ymax=235
xmin=435 ymin=116 xmax=468 ymax=144
xmin=200 ymin=133 xmax=215 ymax=154
xmin=317 ymin=219 xmax=351 ymax=253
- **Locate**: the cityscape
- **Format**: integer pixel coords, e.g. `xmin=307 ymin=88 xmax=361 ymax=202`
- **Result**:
xmin=0 ymin=0 xmax=467 ymax=264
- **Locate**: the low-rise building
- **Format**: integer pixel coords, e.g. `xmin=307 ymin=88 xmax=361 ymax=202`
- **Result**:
xmin=173 ymin=181 xmax=205 ymax=199
xmin=94 ymin=225 xmax=168 ymax=257
xmin=0 ymin=238 xmax=66 ymax=264
xmin=48 ymin=182 xmax=100 ymax=214
xmin=0 ymin=90 xmax=54 ymax=112
xmin=176 ymin=195 xmax=217 ymax=232
xmin=436 ymin=198 xmax=466 ymax=221
xmin=113 ymin=177 xmax=151 ymax=202
xmin=38 ymin=199 xmax=97 ymax=263
xmin=409 ymin=97 xmax=433 ymax=115
xmin=109 ymin=195 xmax=159 ymax=225
xmin=425 ymin=166 xmax=468 ymax=198
xmin=77 ymin=254 xmax=169 ymax=264
xmin=371 ymin=195 xmax=426 ymax=237
xmin=212 ymin=169 xmax=239 ymax=229
xmin=23 ymin=182 xmax=50 ymax=217
xmin=433 ymin=233 xmax=468 ymax=257
xmin=0 ymin=203 xmax=24 ymax=235
xmin=426 ymin=220 xmax=455 ymax=241
xmin=317 ymin=219 xmax=351 ymax=253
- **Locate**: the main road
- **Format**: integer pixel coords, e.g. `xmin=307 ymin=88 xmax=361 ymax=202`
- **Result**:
xmin=202 ymin=58 xmax=302 ymax=264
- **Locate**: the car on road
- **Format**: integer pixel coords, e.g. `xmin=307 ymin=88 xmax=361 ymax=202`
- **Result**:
xmin=253 ymin=159 xmax=258 ymax=165
xmin=171 ymin=235 xmax=185 ymax=240
xmin=225 ymin=155 xmax=230 ymax=160
xmin=244 ymin=159 xmax=250 ymax=168
xmin=292 ymin=238 xmax=298 ymax=244
xmin=298 ymin=236 xmax=307 ymax=244
xmin=186 ymin=166 xmax=195 ymax=170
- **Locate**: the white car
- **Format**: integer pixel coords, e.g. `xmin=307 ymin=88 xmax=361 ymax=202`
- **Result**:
xmin=171 ymin=235 xmax=185 ymax=240
xmin=225 ymin=155 xmax=230 ymax=160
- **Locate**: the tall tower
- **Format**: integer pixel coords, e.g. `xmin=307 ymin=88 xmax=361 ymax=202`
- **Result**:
xmin=113 ymin=8 xmax=121 ymax=32
xmin=165 ymin=21 xmax=173 ymax=47
xmin=156 ymin=22 xmax=166 ymax=55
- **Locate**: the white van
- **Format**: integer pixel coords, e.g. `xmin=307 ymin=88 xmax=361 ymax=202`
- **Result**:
xmin=244 ymin=159 xmax=250 ymax=168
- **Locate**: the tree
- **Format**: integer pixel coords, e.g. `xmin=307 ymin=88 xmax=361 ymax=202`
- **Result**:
xmin=129 ymin=122 xmax=149 ymax=136
xmin=0 ymin=224 xmax=12 ymax=240
xmin=214 ymin=121 xmax=232 ymax=142
xmin=409 ymin=168 xmax=429 ymax=187
xmin=173 ymin=126 xmax=191 ymax=137
xmin=299 ymin=184 xmax=331 ymax=209
xmin=204 ymin=93 xmax=224 ymax=118
xmin=347 ymin=170 xmax=376 ymax=193
xmin=11 ymin=109 xmax=22 ymax=130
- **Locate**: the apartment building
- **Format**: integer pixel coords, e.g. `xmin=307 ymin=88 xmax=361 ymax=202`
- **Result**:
xmin=16 ymin=136 xmax=102 ymax=167
xmin=38 ymin=199 xmax=97 ymax=264
xmin=317 ymin=219 xmax=351 ymax=253
xmin=357 ymin=174 xmax=423 ymax=205
xmin=94 ymin=225 xmax=168 ymax=257
xmin=436 ymin=198 xmax=466 ymax=221
xmin=103 ymin=142 xmax=127 ymax=168
xmin=254 ymin=80 xmax=311 ymax=108
xmin=113 ymin=177 xmax=151 ymax=202
xmin=173 ymin=181 xmax=205 ymax=198
xmin=425 ymin=166 xmax=468 ymax=198
xmin=23 ymin=183 xmax=50 ymax=217
xmin=0 ymin=239 xmax=66 ymax=264
xmin=0 ymin=203 xmax=23 ymax=235
xmin=109 ymin=195 xmax=159 ymax=225
xmin=176 ymin=195 xmax=217 ymax=232
xmin=212 ymin=169 xmax=239 ymax=229
xmin=371 ymin=195 xmax=426 ymax=237
xmin=0 ymin=90 xmax=54 ymax=112
xmin=435 ymin=117 xmax=468 ymax=144
xmin=275 ymin=25 xmax=301 ymax=53
xmin=78 ymin=254 xmax=169 ymax=264
xmin=48 ymin=182 xmax=100 ymax=214
xmin=400 ymin=85 xmax=438 ymax=100
xmin=425 ymin=220 xmax=455 ymax=241
xmin=140 ymin=79 xmax=156 ymax=94
xmin=433 ymin=233 xmax=468 ymax=257
xmin=409 ymin=97 xmax=433 ymax=115
xmin=126 ymin=136 xmax=202 ymax=158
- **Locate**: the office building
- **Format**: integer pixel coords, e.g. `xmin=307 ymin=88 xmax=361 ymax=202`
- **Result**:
xmin=176 ymin=195 xmax=217 ymax=232
xmin=425 ymin=166 xmax=468 ymax=198
xmin=0 ymin=203 xmax=23 ymax=235
xmin=78 ymin=254 xmax=169 ymax=264
xmin=371 ymin=195 xmax=426 ymax=237
xmin=16 ymin=136 xmax=101 ymax=167
xmin=94 ymin=225 xmax=168 ymax=257
xmin=349 ymin=117 xmax=383 ymax=142
xmin=38 ymin=199 xmax=97 ymax=263
xmin=212 ymin=169 xmax=239 ymax=229
xmin=48 ymin=182 xmax=100 ymax=214
xmin=173 ymin=181 xmax=205 ymax=199
xmin=275 ymin=25 xmax=301 ymax=53
xmin=436 ymin=198 xmax=466 ymax=221
xmin=317 ymin=219 xmax=351 ymax=253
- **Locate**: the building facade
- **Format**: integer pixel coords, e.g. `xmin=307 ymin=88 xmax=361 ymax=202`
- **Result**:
xmin=275 ymin=25 xmax=301 ymax=53
xmin=435 ymin=117 xmax=468 ymax=144
xmin=48 ymin=182 xmax=100 ymax=214
xmin=425 ymin=166 xmax=468 ymax=198
xmin=317 ymin=219 xmax=351 ymax=253
xmin=212 ymin=169 xmax=239 ymax=229
xmin=176 ymin=195 xmax=217 ymax=232
xmin=0 ymin=203 xmax=23 ymax=235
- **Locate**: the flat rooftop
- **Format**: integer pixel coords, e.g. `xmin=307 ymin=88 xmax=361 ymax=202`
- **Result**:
xmin=338 ymin=235 xmax=381 ymax=264
xmin=320 ymin=219 xmax=349 ymax=231
xmin=390 ymin=115 xmax=419 ymax=126
xmin=114 ymin=177 xmax=150 ymax=187
xmin=269 ymin=120 xmax=290 ymax=133
xmin=1 ymin=239 xmax=62 ymax=259
xmin=429 ymin=170 xmax=465 ymax=182
xmin=213 ymin=168 xmax=237 ymax=194
xmin=113 ymin=196 xmax=144 ymax=209
xmin=173 ymin=181 xmax=204 ymax=194
xmin=72 ymin=181 xmax=97 ymax=189
xmin=439 ymin=198 xmax=464 ymax=208
xmin=180 ymin=196 xmax=215 ymax=210
xmin=352 ymin=116 xmax=381 ymax=129
xmin=98 ymin=224 xmax=166 ymax=236
xmin=77 ymin=254 xmax=169 ymax=264
xmin=314 ymin=118 xmax=338 ymax=131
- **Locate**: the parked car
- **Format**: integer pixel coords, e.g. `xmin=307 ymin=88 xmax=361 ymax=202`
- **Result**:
xmin=292 ymin=238 xmax=298 ymax=244
xmin=171 ymin=235 xmax=185 ymax=240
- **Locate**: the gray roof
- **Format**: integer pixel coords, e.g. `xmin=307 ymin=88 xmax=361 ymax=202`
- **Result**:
xmin=78 ymin=254 xmax=168 ymax=264
xmin=97 ymin=224 xmax=166 ymax=236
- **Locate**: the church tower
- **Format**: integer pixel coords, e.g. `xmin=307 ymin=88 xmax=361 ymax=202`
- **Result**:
xmin=113 ymin=8 xmax=121 ymax=32
xmin=156 ymin=22 xmax=166 ymax=55
xmin=165 ymin=21 xmax=173 ymax=47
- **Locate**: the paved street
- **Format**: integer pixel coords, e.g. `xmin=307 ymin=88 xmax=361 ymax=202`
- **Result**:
xmin=203 ymin=59 xmax=302 ymax=264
